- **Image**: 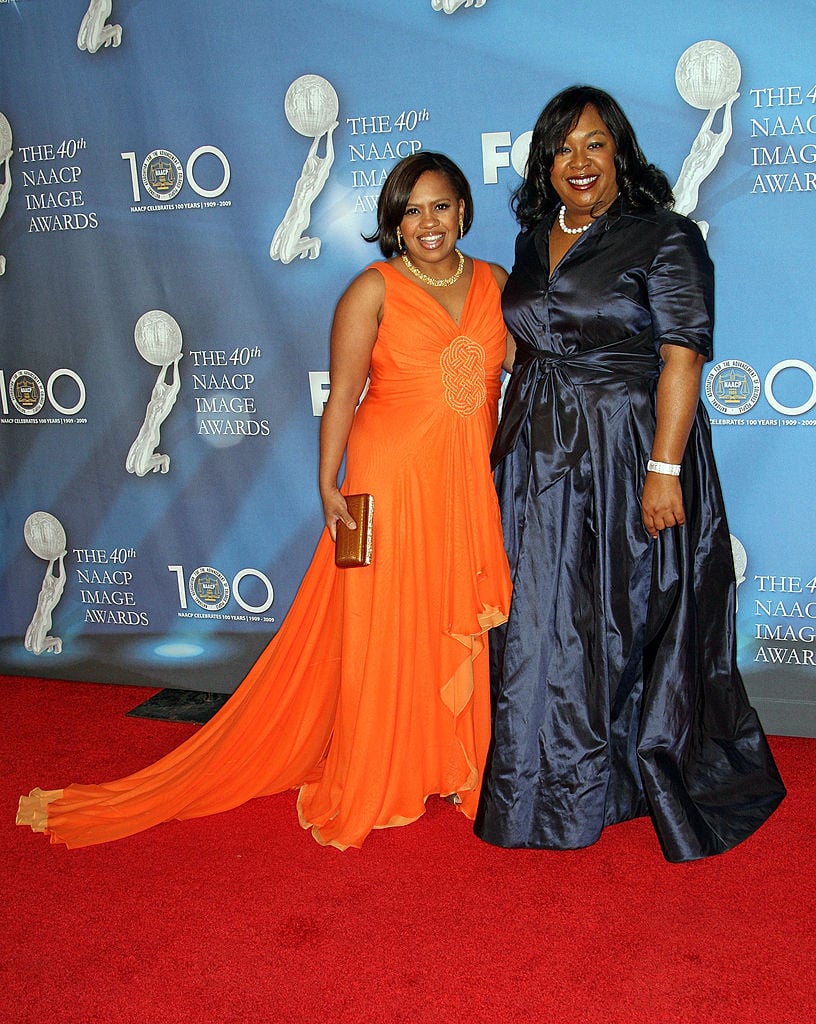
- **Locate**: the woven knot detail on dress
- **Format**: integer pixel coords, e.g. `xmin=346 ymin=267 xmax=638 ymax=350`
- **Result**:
xmin=440 ymin=335 xmax=486 ymax=416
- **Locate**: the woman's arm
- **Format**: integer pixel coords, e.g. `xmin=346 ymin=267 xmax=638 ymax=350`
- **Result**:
xmin=643 ymin=213 xmax=714 ymax=538
xmin=502 ymin=333 xmax=517 ymax=373
xmin=319 ymin=267 xmax=383 ymax=540
xmin=641 ymin=342 xmax=706 ymax=538
xmin=488 ymin=262 xmax=516 ymax=372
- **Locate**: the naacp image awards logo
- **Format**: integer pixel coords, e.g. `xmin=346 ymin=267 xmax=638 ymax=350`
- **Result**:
xmin=705 ymin=359 xmax=761 ymax=415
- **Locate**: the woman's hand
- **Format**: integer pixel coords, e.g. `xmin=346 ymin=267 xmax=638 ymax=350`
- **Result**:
xmin=321 ymin=487 xmax=358 ymax=542
xmin=641 ymin=472 xmax=685 ymax=538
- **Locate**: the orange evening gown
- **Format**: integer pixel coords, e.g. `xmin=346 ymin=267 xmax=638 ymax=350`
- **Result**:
xmin=17 ymin=259 xmax=512 ymax=850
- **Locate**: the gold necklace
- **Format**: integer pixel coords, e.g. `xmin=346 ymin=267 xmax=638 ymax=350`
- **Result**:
xmin=401 ymin=249 xmax=464 ymax=288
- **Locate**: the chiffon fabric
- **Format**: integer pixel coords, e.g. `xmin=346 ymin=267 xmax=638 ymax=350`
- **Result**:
xmin=18 ymin=259 xmax=512 ymax=850
xmin=475 ymin=203 xmax=786 ymax=862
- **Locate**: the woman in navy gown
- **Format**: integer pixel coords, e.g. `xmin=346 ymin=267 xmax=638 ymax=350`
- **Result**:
xmin=475 ymin=86 xmax=785 ymax=862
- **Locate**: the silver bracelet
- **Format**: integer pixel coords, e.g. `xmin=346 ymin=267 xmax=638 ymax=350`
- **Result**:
xmin=647 ymin=459 xmax=681 ymax=476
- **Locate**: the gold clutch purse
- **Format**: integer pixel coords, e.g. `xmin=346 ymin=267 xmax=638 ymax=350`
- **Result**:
xmin=334 ymin=493 xmax=374 ymax=568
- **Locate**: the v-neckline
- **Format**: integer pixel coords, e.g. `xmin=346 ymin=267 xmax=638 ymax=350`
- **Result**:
xmin=540 ymin=218 xmax=590 ymax=282
xmin=537 ymin=206 xmax=613 ymax=282
xmin=391 ymin=258 xmax=476 ymax=328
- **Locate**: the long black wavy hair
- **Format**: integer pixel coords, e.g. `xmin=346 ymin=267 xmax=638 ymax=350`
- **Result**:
xmin=512 ymin=85 xmax=673 ymax=230
xmin=364 ymin=151 xmax=474 ymax=258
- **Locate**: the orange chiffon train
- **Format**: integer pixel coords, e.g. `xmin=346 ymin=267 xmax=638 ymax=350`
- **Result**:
xmin=17 ymin=260 xmax=512 ymax=850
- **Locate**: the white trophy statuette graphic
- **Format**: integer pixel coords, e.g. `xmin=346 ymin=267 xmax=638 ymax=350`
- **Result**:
xmin=126 ymin=310 xmax=183 ymax=477
xmin=270 ymin=75 xmax=339 ymax=264
xmin=673 ymin=40 xmax=741 ymax=237
xmin=24 ymin=512 xmax=67 ymax=656
xmin=0 ymin=111 xmax=12 ymax=277
xmin=77 ymin=0 xmax=122 ymax=53
xmin=730 ymin=534 xmax=747 ymax=612
xmin=432 ymin=0 xmax=487 ymax=12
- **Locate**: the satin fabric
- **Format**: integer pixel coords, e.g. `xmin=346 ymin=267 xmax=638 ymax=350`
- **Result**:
xmin=19 ymin=260 xmax=512 ymax=850
xmin=475 ymin=203 xmax=785 ymax=862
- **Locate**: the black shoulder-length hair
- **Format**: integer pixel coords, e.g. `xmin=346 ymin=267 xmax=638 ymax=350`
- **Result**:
xmin=365 ymin=151 xmax=474 ymax=257
xmin=512 ymin=85 xmax=673 ymax=230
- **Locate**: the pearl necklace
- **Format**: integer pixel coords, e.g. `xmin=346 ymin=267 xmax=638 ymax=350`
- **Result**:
xmin=558 ymin=205 xmax=591 ymax=235
xmin=401 ymin=248 xmax=465 ymax=288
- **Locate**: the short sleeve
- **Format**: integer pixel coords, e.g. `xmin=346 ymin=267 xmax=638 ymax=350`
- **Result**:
xmin=647 ymin=213 xmax=714 ymax=360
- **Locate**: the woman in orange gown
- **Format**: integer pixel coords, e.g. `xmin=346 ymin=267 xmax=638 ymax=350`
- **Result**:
xmin=17 ymin=152 xmax=513 ymax=850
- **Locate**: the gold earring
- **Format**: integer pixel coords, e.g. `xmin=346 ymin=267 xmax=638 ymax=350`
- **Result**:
xmin=458 ymin=214 xmax=464 ymax=239
xmin=396 ymin=226 xmax=403 ymax=251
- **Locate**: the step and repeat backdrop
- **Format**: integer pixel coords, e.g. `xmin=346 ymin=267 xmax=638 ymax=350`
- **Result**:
xmin=1 ymin=0 xmax=814 ymax=734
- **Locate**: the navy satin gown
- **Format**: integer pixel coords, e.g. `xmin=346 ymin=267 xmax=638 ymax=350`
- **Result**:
xmin=475 ymin=201 xmax=786 ymax=862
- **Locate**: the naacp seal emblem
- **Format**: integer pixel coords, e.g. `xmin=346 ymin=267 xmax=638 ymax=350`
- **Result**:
xmin=142 ymin=149 xmax=184 ymax=202
xmin=705 ymin=359 xmax=760 ymax=416
xmin=190 ymin=567 xmax=230 ymax=612
xmin=10 ymin=370 xmax=46 ymax=416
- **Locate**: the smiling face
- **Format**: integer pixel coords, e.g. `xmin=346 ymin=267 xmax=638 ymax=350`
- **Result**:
xmin=549 ymin=104 xmax=619 ymax=225
xmin=398 ymin=170 xmax=465 ymax=276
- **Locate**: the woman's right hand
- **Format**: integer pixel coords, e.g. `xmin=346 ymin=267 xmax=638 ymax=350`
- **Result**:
xmin=641 ymin=473 xmax=685 ymax=539
xmin=322 ymin=487 xmax=358 ymax=542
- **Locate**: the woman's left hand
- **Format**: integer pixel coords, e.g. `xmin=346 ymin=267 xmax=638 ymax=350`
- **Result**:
xmin=641 ymin=473 xmax=685 ymax=538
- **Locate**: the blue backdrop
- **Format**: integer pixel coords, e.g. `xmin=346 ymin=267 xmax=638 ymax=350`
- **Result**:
xmin=1 ymin=0 xmax=814 ymax=735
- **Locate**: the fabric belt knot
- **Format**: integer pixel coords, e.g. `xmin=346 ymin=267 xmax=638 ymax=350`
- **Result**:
xmin=490 ymin=327 xmax=659 ymax=491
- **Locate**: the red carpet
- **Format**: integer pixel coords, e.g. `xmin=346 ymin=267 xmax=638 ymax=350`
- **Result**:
xmin=2 ymin=674 xmax=813 ymax=1023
